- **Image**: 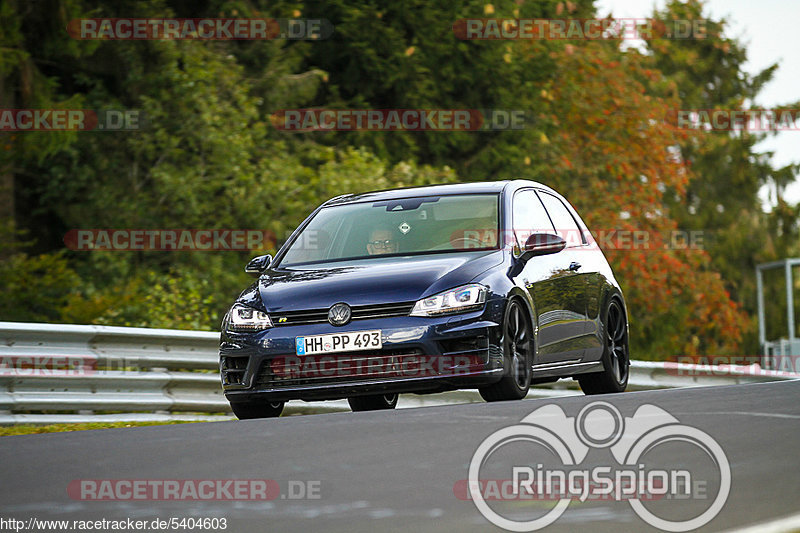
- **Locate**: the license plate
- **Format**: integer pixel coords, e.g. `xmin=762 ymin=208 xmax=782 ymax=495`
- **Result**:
xmin=295 ymin=330 xmax=382 ymax=356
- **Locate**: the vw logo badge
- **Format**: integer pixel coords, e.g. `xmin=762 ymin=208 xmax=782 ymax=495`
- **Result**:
xmin=328 ymin=303 xmax=351 ymax=326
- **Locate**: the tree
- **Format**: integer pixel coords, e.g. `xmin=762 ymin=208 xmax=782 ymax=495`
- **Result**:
xmin=530 ymin=38 xmax=748 ymax=357
xmin=0 ymin=0 xmax=769 ymax=357
xmin=645 ymin=0 xmax=800 ymax=352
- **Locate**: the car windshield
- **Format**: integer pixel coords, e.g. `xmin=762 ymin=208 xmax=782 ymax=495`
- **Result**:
xmin=278 ymin=194 xmax=500 ymax=267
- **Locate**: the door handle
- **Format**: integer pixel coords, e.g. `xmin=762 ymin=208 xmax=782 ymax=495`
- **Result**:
xmin=569 ymin=262 xmax=581 ymax=271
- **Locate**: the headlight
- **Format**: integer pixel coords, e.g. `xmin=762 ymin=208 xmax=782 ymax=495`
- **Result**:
xmin=226 ymin=303 xmax=273 ymax=331
xmin=410 ymin=284 xmax=487 ymax=316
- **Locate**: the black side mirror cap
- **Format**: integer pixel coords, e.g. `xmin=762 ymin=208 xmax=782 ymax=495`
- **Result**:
xmin=519 ymin=233 xmax=566 ymax=261
xmin=245 ymin=254 xmax=272 ymax=276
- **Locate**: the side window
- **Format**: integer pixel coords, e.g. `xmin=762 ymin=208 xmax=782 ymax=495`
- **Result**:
xmin=537 ymin=192 xmax=585 ymax=246
xmin=512 ymin=190 xmax=555 ymax=248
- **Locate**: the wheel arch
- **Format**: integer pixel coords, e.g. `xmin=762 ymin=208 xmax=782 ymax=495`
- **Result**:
xmin=599 ymin=284 xmax=628 ymax=323
xmin=505 ymin=285 xmax=538 ymax=352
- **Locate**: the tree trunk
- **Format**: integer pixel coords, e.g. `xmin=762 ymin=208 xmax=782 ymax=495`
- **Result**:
xmin=0 ymin=70 xmax=16 ymax=258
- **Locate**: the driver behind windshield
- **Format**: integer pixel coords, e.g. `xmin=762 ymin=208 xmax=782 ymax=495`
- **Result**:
xmin=366 ymin=227 xmax=399 ymax=256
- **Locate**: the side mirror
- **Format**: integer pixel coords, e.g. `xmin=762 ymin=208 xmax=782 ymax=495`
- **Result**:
xmin=520 ymin=233 xmax=566 ymax=261
xmin=244 ymin=254 xmax=272 ymax=276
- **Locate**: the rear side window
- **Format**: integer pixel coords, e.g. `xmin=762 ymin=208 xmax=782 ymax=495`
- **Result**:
xmin=512 ymin=190 xmax=555 ymax=248
xmin=537 ymin=192 xmax=586 ymax=246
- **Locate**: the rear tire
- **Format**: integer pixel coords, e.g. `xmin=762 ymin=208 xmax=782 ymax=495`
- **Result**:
xmin=230 ymin=400 xmax=285 ymax=419
xmin=479 ymin=300 xmax=533 ymax=402
xmin=348 ymin=394 xmax=398 ymax=412
xmin=578 ymin=298 xmax=629 ymax=395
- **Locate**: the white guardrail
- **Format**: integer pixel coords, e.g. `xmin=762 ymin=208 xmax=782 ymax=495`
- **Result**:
xmin=0 ymin=321 xmax=797 ymax=425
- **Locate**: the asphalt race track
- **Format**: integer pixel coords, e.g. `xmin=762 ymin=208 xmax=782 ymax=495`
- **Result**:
xmin=1 ymin=380 xmax=799 ymax=532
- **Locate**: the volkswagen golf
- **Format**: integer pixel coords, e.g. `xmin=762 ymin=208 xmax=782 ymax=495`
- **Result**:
xmin=220 ymin=180 xmax=629 ymax=418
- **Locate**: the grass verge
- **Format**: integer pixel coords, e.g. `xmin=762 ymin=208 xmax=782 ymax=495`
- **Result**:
xmin=0 ymin=421 xmax=200 ymax=437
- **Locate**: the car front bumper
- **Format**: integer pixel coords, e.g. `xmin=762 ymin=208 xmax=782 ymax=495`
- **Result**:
xmin=220 ymin=310 xmax=505 ymax=403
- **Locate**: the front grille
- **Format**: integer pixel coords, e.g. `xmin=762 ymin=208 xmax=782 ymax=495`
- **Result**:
xmin=271 ymin=301 xmax=415 ymax=326
xmin=253 ymin=347 xmax=491 ymax=389
xmin=254 ymin=348 xmax=431 ymax=388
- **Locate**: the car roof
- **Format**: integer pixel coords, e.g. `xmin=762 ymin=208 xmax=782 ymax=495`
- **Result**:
xmin=323 ymin=180 xmax=557 ymax=206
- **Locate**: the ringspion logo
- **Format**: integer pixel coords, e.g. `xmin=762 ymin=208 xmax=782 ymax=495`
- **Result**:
xmin=462 ymin=401 xmax=730 ymax=531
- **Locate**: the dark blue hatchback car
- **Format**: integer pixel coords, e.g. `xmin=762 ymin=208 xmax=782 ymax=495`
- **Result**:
xmin=220 ymin=180 xmax=629 ymax=418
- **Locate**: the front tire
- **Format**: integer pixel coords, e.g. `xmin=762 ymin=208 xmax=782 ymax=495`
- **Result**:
xmin=230 ymin=400 xmax=285 ymax=419
xmin=480 ymin=300 xmax=533 ymax=402
xmin=348 ymin=394 xmax=398 ymax=412
xmin=578 ymin=298 xmax=629 ymax=395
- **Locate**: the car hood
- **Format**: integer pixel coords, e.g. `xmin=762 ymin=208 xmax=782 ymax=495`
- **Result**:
xmin=248 ymin=251 xmax=504 ymax=312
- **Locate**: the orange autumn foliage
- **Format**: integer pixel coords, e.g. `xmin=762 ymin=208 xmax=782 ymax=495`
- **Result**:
xmin=534 ymin=42 xmax=748 ymax=358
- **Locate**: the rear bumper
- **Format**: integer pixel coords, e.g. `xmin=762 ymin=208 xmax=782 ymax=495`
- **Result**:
xmin=220 ymin=310 xmax=505 ymax=402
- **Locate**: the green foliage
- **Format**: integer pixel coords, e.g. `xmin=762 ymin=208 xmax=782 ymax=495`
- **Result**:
xmin=645 ymin=0 xmax=800 ymax=352
xmin=0 ymin=250 xmax=82 ymax=323
xmin=0 ymin=0 xmax=796 ymax=361
xmin=90 ymin=271 xmax=222 ymax=331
